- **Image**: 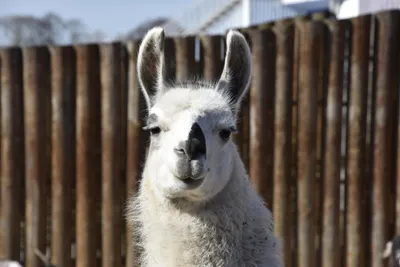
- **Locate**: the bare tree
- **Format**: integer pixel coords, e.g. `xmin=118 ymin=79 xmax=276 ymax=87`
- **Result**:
xmin=64 ymin=18 xmax=88 ymax=44
xmin=0 ymin=12 xmax=106 ymax=46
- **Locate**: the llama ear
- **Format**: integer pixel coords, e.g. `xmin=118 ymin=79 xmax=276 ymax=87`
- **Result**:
xmin=217 ymin=30 xmax=252 ymax=114
xmin=137 ymin=27 xmax=167 ymax=110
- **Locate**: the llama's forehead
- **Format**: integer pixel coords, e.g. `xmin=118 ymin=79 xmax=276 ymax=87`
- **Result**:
xmin=149 ymin=88 xmax=235 ymax=129
xmin=158 ymin=87 xmax=229 ymax=110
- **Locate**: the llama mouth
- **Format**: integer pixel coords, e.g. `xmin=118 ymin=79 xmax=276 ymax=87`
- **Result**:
xmin=176 ymin=176 xmax=204 ymax=188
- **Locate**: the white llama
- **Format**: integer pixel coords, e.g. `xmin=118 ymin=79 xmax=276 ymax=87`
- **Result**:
xmin=127 ymin=27 xmax=283 ymax=267
xmin=383 ymin=236 xmax=400 ymax=267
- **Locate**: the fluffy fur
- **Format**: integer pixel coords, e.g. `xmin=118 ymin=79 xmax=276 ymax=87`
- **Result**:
xmin=127 ymin=27 xmax=283 ymax=267
xmin=383 ymin=236 xmax=400 ymax=267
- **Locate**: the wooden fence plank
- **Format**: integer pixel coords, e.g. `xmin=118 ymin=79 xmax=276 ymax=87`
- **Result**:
xmin=164 ymin=37 xmax=176 ymax=83
xmin=174 ymin=36 xmax=196 ymax=81
xmin=0 ymin=50 xmax=1 ymax=223
xmin=346 ymin=15 xmax=371 ymax=267
xmin=397 ymin=94 xmax=400 ymax=234
xmin=100 ymin=42 xmax=123 ymax=267
xmin=372 ymin=11 xmax=400 ymax=267
xmin=322 ymin=19 xmax=346 ymax=267
xmin=23 ymin=46 xmax=51 ymax=267
xmin=361 ymin=14 xmax=375 ymax=267
xmin=50 ymin=46 xmax=76 ymax=267
xmin=125 ymin=41 xmax=147 ymax=267
xmin=296 ymin=20 xmax=322 ymax=267
xmin=397 ymin=88 xmax=400 ymax=236
xmin=120 ymin=43 xmax=128 ymax=267
xmin=249 ymin=28 xmax=276 ymax=206
xmin=0 ymin=53 xmax=1 ymax=243
xmin=339 ymin=23 xmax=352 ymax=267
xmin=75 ymin=44 xmax=101 ymax=267
xmin=200 ymin=35 xmax=223 ymax=81
xmin=311 ymin=20 xmax=330 ymax=262
xmin=0 ymin=48 xmax=24 ymax=261
xmin=291 ymin=17 xmax=304 ymax=267
xmin=315 ymin=22 xmax=330 ymax=267
xmin=273 ymin=19 xmax=294 ymax=267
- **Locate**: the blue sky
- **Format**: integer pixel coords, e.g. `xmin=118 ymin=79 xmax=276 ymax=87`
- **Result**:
xmin=0 ymin=0 xmax=195 ymax=38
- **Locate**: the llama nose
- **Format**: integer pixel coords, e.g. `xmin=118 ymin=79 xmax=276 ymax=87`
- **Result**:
xmin=174 ymin=122 xmax=206 ymax=160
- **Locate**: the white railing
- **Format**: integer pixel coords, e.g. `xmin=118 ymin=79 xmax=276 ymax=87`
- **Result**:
xmin=162 ymin=0 xmax=241 ymax=36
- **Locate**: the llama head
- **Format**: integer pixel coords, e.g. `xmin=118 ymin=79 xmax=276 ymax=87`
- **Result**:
xmin=137 ymin=27 xmax=251 ymax=203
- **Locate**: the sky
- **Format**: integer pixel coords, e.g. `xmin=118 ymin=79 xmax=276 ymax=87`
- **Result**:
xmin=0 ymin=0 xmax=196 ymax=38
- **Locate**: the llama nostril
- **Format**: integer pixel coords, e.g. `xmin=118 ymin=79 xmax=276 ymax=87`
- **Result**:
xmin=174 ymin=148 xmax=186 ymax=155
xmin=174 ymin=139 xmax=206 ymax=160
xmin=187 ymin=122 xmax=206 ymax=160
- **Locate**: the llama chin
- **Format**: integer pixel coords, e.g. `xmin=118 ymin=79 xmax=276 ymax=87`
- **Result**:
xmin=127 ymin=27 xmax=283 ymax=267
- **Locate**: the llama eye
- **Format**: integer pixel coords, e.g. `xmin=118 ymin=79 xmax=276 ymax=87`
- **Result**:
xmin=149 ymin=127 xmax=161 ymax=135
xmin=219 ymin=129 xmax=231 ymax=141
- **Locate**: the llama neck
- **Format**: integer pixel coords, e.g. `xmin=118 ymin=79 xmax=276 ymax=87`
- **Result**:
xmin=208 ymin=145 xmax=250 ymax=206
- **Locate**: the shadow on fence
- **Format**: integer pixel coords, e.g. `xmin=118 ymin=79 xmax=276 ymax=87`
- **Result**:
xmin=1 ymin=9 xmax=400 ymax=267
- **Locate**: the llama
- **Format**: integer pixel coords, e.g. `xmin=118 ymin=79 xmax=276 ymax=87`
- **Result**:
xmin=127 ymin=27 xmax=283 ymax=267
xmin=0 ymin=262 xmax=22 ymax=267
xmin=383 ymin=235 xmax=400 ymax=267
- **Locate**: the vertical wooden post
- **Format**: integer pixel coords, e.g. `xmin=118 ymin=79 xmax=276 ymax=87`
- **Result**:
xmin=23 ymin=47 xmax=51 ymax=267
xmin=372 ymin=11 xmax=400 ymax=267
xmin=346 ymin=15 xmax=371 ymax=267
xmin=50 ymin=46 xmax=76 ymax=267
xmin=75 ymin=45 xmax=101 ymax=267
xmin=125 ymin=41 xmax=148 ymax=267
xmin=273 ymin=20 xmax=294 ymax=267
xmin=200 ymin=35 xmax=223 ymax=81
xmin=100 ymin=42 xmax=122 ymax=267
xmin=296 ymin=20 xmax=322 ymax=267
xmin=164 ymin=38 xmax=176 ymax=83
xmin=322 ymin=19 xmax=346 ymax=267
xmin=249 ymin=28 xmax=276 ymax=205
xmin=0 ymin=48 xmax=24 ymax=261
xmin=174 ymin=37 xmax=196 ymax=81
xmin=120 ymin=43 xmax=128 ymax=267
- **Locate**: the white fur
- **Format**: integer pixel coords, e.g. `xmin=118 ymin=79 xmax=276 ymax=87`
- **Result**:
xmin=383 ymin=241 xmax=393 ymax=259
xmin=383 ymin=237 xmax=400 ymax=267
xmin=0 ymin=261 xmax=23 ymax=267
xmin=127 ymin=27 xmax=283 ymax=267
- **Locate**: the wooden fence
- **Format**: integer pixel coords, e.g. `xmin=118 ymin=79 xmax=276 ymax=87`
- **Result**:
xmin=0 ymin=9 xmax=400 ymax=267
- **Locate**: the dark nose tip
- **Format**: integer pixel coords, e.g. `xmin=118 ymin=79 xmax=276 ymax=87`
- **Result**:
xmin=174 ymin=122 xmax=206 ymax=160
